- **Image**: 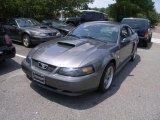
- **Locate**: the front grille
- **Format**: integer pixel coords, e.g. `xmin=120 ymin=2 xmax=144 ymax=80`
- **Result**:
xmin=48 ymin=32 xmax=56 ymax=36
xmin=32 ymin=59 xmax=56 ymax=72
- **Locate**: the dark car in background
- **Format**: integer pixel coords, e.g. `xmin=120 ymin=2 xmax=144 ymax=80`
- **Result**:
xmin=121 ymin=18 xmax=152 ymax=47
xmin=3 ymin=18 xmax=61 ymax=47
xmin=0 ymin=23 xmax=16 ymax=61
xmin=22 ymin=21 xmax=139 ymax=96
xmin=42 ymin=20 xmax=75 ymax=36
xmin=66 ymin=10 xmax=108 ymax=26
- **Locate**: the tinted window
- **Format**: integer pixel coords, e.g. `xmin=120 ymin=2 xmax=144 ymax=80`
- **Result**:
xmin=70 ymin=23 xmax=119 ymax=43
xmin=7 ymin=19 xmax=17 ymax=26
xmin=52 ymin=21 xmax=68 ymax=27
xmin=122 ymin=19 xmax=147 ymax=28
xmin=83 ymin=12 xmax=94 ymax=20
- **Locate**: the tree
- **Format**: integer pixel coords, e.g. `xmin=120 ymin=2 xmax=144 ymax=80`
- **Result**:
xmin=0 ymin=0 xmax=94 ymax=21
xmin=108 ymin=0 xmax=159 ymax=25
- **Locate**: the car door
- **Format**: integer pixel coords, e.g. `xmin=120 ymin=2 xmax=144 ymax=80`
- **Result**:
xmin=119 ymin=26 xmax=133 ymax=64
xmin=5 ymin=19 xmax=19 ymax=40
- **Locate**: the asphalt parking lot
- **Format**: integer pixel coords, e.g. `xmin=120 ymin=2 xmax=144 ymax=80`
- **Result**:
xmin=0 ymin=30 xmax=160 ymax=120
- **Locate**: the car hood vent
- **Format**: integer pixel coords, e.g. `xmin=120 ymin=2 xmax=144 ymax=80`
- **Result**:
xmin=57 ymin=39 xmax=87 ymax=47
xmin=57 ymin=41 xmax=76 ymax=47
xmin=39 ymin=26 xmax=48 ymax=29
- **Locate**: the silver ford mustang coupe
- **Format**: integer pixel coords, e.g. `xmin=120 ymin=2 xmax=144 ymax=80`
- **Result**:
xmin=22 ymin=21 xmax=139 ymax=96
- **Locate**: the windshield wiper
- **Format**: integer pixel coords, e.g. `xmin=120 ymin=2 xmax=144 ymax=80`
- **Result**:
xmin=67 ymin=34 xmax=80 ymax=38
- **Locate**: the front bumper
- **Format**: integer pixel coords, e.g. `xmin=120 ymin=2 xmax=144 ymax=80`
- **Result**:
xmin=21 ymin=59 xmax=101 ymax=96
xmin=138 ymin=36 xmax=149 ymax=43
xmin=0 ymin=46 xmax=16 ymax=61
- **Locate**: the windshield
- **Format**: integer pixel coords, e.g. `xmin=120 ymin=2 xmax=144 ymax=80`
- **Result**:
xmin=69 ymin=23 xmax=119 ymax=43
xmin=16 ymin=19 xmax=41 ymax=27
xmin=52 ymin=21 xmax=68 ymax=27
xmin=122 ymin=19 xmax=147 ymax=29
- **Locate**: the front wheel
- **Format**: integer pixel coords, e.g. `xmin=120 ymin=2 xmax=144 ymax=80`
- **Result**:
xmin=130 ymin=47 xmax=137 ymax=62
xmin=22 ymin=34 xmax=31 ymax=47
xmin=98 ymin=63 xmax=114 ymax=92
xmin=143 ymin=41 xmax=148 ymax=47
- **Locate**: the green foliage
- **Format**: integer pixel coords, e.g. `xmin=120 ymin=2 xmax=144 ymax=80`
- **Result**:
xmin=108 ymin=0 xmax=159 ymax=25
xmin=0 ymin=0 xmax=94 ymax=21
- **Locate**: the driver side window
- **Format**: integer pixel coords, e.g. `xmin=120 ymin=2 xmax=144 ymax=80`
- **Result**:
xmin=121 ymin=26 xmax=129 ymax=39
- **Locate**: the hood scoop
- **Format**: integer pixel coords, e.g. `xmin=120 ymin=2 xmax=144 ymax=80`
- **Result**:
xmin=57 ymin=41 xmax=76 ymax=48
xmin=39 ymin=26 xmax=48 ymax=29
xmin=57 ymin=40 xmax=85 ymax=47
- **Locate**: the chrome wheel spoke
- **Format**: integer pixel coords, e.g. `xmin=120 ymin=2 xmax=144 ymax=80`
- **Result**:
xmin=104 ymin=66 xmax=114 ymax=89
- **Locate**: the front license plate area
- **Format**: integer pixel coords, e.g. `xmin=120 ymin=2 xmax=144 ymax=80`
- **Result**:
xmin=32 ymin=72 xmax=45 ymax=84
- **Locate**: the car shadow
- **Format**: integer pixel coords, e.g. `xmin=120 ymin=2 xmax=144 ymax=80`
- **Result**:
xmin=30 ymin=55 xmax=141 ymax=110
xmin=0 ymin=59 xmax=21 ymax=76
xmin=138 ymin=42 xmax=153 ymax=49
xmin=13 ymin=41 xmax=37 ymax=48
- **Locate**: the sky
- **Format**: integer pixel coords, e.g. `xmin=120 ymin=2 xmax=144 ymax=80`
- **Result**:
xmin=88 ymin=0 xmax=160 ymax=13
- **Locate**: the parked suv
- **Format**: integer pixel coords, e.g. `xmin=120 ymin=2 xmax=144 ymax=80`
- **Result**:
xmin=66 ymin=10 xmax=108 ymax=26
xmin=0 ymin=23 xmax=16 ymax=61
xmin=121 ymin=18 xmax=152 ymax=47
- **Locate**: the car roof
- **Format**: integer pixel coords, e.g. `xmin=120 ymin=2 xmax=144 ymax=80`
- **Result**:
xmin=122 ymin=17 xmax=149 ymax=21
xmin=84 ymin=21 xmax=123 ymax=26
xmin=76 ymin=10 xmax=108 ymax=15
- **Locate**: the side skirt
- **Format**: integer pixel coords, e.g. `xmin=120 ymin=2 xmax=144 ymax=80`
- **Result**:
xmin=114 ymin=56 xmax=132 ymax=76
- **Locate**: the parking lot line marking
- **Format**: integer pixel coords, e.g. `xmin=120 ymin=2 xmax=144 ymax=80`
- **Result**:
xmin=152 ymin=38 xmax=160 ymax=44
xmin=16 ymin=54 xmax=26 ymax=58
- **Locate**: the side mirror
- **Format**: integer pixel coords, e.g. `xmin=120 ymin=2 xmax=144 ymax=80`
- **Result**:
xmin=12 ymin=25 xmax=17 ymax=28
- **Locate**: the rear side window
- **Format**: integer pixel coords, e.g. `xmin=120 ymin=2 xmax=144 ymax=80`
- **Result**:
xmin=82 ymin=12 xmax=105 ymax=21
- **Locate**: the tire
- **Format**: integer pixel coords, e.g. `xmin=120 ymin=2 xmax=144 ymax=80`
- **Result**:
xmin=149 ymin=36 xmax=152 ymax=43
xmin=98 ymin=63 xmax=115 ymax=92
xmin=130 ymin=47 xmax=137 ymax=62
xmin=22 ymin=34 xmax=31 ymax=47
xmin=143 ymin=41 xmax=148 ymax=47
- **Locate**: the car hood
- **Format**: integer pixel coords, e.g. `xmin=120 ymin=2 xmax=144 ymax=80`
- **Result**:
xmin=31 ymin=37 xmax=114 ymax=67
xmin=23 ymin=26 xmax=57 ymax=33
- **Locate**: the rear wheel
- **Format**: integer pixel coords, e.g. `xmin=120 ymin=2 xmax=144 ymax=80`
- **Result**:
xmin=99 ymin=63 xmax=114 ymax=92
xmin=22 ymin=34 xmax=31 ymax=47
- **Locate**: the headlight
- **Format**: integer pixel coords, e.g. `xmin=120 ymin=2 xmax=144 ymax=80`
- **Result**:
xmin=58 ymin=66 xmax=95 ymax=77
xmin=26 ymin=56 xmax=32 ymax=65
xmin=31 ymin=31 xmax=47 ymax=37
